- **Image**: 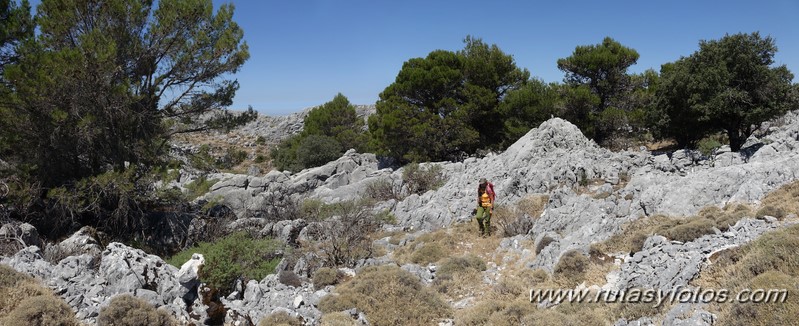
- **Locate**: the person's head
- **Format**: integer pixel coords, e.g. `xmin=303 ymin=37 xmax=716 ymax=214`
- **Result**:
xmin=479 ymin=178 xmax=487 ymax=186
xmin=478 ymin=178 xmax=487 ymax=193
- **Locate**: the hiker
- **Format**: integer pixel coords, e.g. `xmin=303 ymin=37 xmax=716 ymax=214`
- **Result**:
xmin=475 ymin=178 xmax=495 ymax=236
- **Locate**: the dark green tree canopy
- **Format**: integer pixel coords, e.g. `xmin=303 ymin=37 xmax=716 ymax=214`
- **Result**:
xmin=3 ymin=0 xmax=252 ymax=185
xmin=651 ymin=32 xmax=796 ymax=150
xmin=302 ymin=93 xmax=367 ymax=152
xmin=0 ymin=0 xmax=33 ymax=75
xmin=556 ymin=37 xmax=642 ymax=146
xmin=271 ymin=93 xmax=369 ymax=172
xmin=498 ymin=79 xmax=559 ymax=147
xmin=557 ymin=37 xmax=639 ymax=110
xmin=369 ymin=37 xmax=529 ymax=163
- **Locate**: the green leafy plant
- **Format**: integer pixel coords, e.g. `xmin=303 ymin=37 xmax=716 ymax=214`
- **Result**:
xmin=167 ymin=232 xmax=282 ymax=294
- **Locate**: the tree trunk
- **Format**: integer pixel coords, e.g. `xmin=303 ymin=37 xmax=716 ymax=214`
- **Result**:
xmin=727 ymin=128 xmax=745 ymax=152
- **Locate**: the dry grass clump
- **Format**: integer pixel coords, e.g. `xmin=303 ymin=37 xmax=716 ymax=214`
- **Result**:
xmin=721 ymin=271 xmax=799 ymax=326
xmin=493 ymin=195 xmax=547 ymax=237
xmin=2 ymin=295 xmax=81 ymax=326
xmin=97 ymin=294 xmax=177 ymax=326
xmin=390 ymin=229 xmax=455 ymax=265
xmin=258 ymin=311 xmax=304 ymax=326
xmin=457 ymin=297 xmax=610 ymax=326
xmin=598 ymin=203 xmax=758 ymax=255
xmin=0 ymin=264 xmax=81 ymax=325
xmin=757 ymin=181 xmax=799 ymax=220
xmin=694 ymin=225 xmax=799 ymax=325
xmin=318 ymin=265 xmax=452 ymax=326
xmin=553 ymin=250 xmax=589 ymax=287
xmin=319 ymin=311 xmax=357 ymax=326
xmin=433 ymin=254 xmax=487 ymax=297
xmin=409 ymin=243 xmax=447 ymax=265
xmin=313 ymin=267 xmax=342 ymax=290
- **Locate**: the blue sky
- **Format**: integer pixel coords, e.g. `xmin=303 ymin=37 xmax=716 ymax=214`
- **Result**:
xmin=219 ymin=0 xmax=799 ymax=116
xmin=27 ymin=0 xmax=799 ymax=116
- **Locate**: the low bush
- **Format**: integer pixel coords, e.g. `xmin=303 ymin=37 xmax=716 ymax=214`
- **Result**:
xmin=364 ymin=178 xmax=401 ymax=201
xmin=409 ymin=243 xmax=446 ymax=266
xmin=553 ymin=250 xmax=589 ymax=287
xmin=758 ymin=180 xmax=799 ymax=219
xmin=189 ymin=144 xmax=217 ymax=171
xmin=535 ymin=235 xmax=555 ymax=255
xmin=402 ymin=163 xmax=446 ymax=195
xmin=258 ymin=311 xmax=303 ymax=326
xmin=303 ymin=200 xmax=381 ymax=267
xmin=296 ymin=134 xmax=343 ymax=169
xmin=1 ymin=295 xmax=80 ymax=326
xmin=184 ymin=176 xmax=218 ymax=201
xmin=721 ymin=271 xmax=799 ymax=326
xmin=167 ymin=232 xmax=282 ymax=294
xmin=660 ymin=218 xmax=715 ymax=243
xmin=318 ymin=265 xmax=451 ymax=326
xmin=696 ymin=225 xmax=799 ymax=325
xmin=436 ymin=254 xmax=486 ymax=279
xmin=279 ymin=270 xmax=302 ymax=288
xmin=1 ymin=265 xmax=80 ymax=325
xmin=756 ymin=205 xmax=786 ymax=220
xmin=97 ymin=294 xmax=177 ymax=326
xmin=319 ymin=312 xmax=357 ymax=326
xmin=313 ymin=267 xmax=341 ymax=290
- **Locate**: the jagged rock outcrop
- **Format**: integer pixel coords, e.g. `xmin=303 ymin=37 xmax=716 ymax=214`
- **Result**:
xmin=201 ymin=150 xmax=391 ymax=220
xmin=222 ymin=274 xmax=325 ymax=324
xmin=2 ymin=242 xmax=193 ymax=324
xmin=617 ymin=218 xmax=792 ymax=291
xmin=198 ymin=112 xmax=799 ymax=273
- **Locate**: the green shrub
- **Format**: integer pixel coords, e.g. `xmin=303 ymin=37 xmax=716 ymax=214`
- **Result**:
xmin=318 ymin=265 xmax=452 ymax=326
xmin=313 ymin=267 xmax=341 ymax=290
xmin=579 ymin=169 xmax=588 ymax=187
xmin=190 ymin=144 xmax=217 ymax=171
xmin=296 ymin=134 xmax=343 ymax=169
xmin=97 ymin=294 xmax=177 ymax=326
xmin=553 ymin=250 xmax=588 ymax=287
xmin=217 ymin=147 xmax=248 ymax=170
xmin=1 ymin=295 xmax=80 ymax=326
xmin=697 ymin=135 xmax=723 ymax=157
xmin=167 ymin=232 xmax=282 ymax=294
xmin=271 ymin=136 xmax=303 ymax=173
xmin=402 ymin=163 xmax=446 ymax=195
xmin=258 ymin=311 xmax=303 ymax=326
xmin=184 ymin=176 xmax=217 ymax=201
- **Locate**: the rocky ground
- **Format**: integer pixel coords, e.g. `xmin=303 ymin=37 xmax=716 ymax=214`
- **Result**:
xmin=2 ymin=108 xmax=798 ymax=325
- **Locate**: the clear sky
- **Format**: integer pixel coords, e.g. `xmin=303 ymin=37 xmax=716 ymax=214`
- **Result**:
xmin=216 ymin=0 xmax=798 ymax=116
xmin=25 ymin=0 xmax=799 ymax=116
